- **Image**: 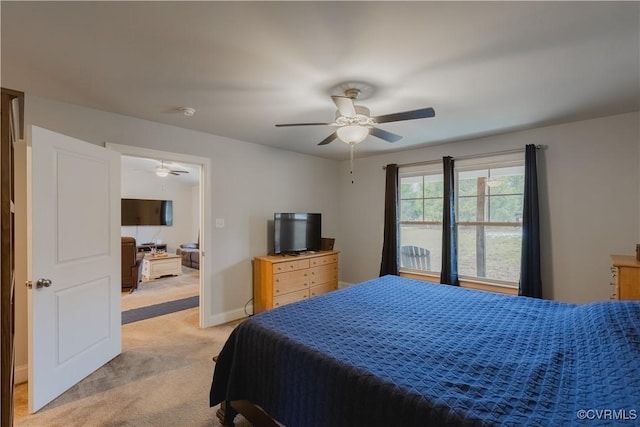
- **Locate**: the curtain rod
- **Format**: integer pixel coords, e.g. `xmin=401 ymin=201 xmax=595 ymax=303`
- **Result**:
xmin=383 ymin=145 xmax=543 ymax=170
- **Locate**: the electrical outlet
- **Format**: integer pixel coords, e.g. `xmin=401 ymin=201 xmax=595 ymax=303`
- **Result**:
xmin=215 ymin=218 xmax=225 ymax=228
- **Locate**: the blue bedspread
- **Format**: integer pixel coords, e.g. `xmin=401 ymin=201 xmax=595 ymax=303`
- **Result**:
xmin=210 ymin=275 xmax=640 ymax=426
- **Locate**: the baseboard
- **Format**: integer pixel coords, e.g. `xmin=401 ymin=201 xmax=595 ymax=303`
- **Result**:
xmin=203 ymin=284 xmax=358 ymax=327
xmin=338 ymin=281 xmax=353 ymax=289
xmin=203 ymin=306 xmax=251 ymax=328
xmin=15 ymin=363 xmax=28 ymax=385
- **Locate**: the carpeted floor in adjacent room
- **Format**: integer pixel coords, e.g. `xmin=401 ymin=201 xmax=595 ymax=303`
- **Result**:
xmin=122 ymin=265 xmax=200 ymax=312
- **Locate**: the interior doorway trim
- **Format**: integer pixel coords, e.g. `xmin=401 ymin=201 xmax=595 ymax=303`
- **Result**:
xmin=104 ymin=143 xmax=211 ymax=328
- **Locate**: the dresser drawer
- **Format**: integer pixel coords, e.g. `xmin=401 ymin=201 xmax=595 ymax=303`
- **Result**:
xmin=274 ymin=269 xmax=309 ymax=295
xmin=609 ymin=255 xmax=640 ymax=301
xmin=619 ymin=266 xmax=640 ymax=300
xmin=310 ymin=254 xmax=337 ymax=267
xmin=309 ymin=264 xmax=337 ymax=286
xmin=274 ymin=258 xmax=310 ymax=273
xmin=310 ymin=282 xmax=337 ymax=298
xmin=253 ymin=251 xmax=339 ymax=314
xmin=273 ymin=288 xmax=309 ymax=308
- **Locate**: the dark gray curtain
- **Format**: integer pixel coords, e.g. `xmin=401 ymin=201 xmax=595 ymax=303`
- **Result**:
xmin=519 ymin=145 xmax=542 ymax=298
xmin=440 ymin=157 xmax=459 ymax=286
xmin=380 ymin=164 xmax=399 ymax=276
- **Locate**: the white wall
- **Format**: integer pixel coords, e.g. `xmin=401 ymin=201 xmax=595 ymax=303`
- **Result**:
xmin=15 ymin=94 xmax=638 ymax=377
xmin=120 ymin=167 xmax=197 ymax=254
xmin=19 ymin=95 xmax=341 ymax=329
xmin=338 ymin=112 xmax=640 ymax=303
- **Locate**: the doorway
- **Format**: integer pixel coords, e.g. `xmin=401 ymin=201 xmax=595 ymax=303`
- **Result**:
xmin=119 ymin=154 xmax=201 ymax=318
xmin=13 ymin=139 xmax=212 ymax=418
xmin=106 ymin=143 xmax=210 ymax=328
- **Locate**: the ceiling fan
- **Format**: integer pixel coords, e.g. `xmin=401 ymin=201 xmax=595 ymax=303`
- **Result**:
xmin=275 ymin=88 xmax=436 ymax=146
xmin=155 ymin=160 xmax=189 ymax=177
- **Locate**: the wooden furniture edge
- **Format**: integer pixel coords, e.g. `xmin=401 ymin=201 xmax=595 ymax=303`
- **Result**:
xmin=217 ymin=400 xmax=280 ymax=427
xmin=254 ymin=249 xmax=339 ymax=263
xmin=611 ymin=254 xmax=640 ymax=268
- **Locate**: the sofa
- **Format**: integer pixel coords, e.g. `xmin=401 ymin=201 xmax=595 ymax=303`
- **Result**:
xmin=176 ymin=243 xmax=199 ymax=269
xmin=121 ymin=237 xmax=145 ymax=291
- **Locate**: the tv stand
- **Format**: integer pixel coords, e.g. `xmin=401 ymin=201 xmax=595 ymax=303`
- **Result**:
xmin=253 ymin=250 xmax=339 ymax=313
xmin=137 ymin=243 xmax=167 ymax=253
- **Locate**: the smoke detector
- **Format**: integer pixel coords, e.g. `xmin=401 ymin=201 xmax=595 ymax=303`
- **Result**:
xmin=179 ymin=107 xmax=196 ymax=117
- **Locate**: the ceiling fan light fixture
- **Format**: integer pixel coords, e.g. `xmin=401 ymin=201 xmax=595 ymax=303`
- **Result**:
xmin=275 ymin=85 xmax=434 ymax=147
xmin=155 ymin=160 xmax=170 ymax=177
xmin=155 ymin=167 xmax=170 ymax=177
xmin=337 ymin=125 xmax=369 ymax=144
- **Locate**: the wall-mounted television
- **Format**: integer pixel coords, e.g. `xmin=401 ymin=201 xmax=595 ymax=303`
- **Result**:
xmin=274 ymin=213 xmax=321 ymax=254
xmin=121 ymin=198 xmax=173 ymax=226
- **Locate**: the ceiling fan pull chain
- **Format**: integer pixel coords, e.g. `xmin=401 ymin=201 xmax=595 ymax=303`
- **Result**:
xmin=350 ymin=143 xmax=355 ymax=184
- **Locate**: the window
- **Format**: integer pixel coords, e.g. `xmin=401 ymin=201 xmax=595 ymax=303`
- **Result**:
xmin=398 ymin=154 xmax=525 ymax=286
xmin=399 ymin=165 xmax=443 ymax=273
xmin=456 ymin=158 xmax=524 ymax=284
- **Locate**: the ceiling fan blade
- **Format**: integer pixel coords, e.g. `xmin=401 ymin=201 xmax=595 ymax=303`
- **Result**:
xmin=169 ymin=170 xmax=189 ymax=174
xmin=318 ymin=132 xmax=338 ymax=146
xmin=275 ymin=122 xmax=333 ymax=127
xmin=170 ymin=172 xmax=180 ymax=176
xmin=373 ymin=107 xmax=435 ymax=124
xmin=369 ymin=127 xmax=403 ymax=143
xmin=331 ymin=96 xmax=356 ymax=117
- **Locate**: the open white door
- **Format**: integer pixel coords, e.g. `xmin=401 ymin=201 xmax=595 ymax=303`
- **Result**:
xmin=27 ymin=126 xmax=121 ymax=412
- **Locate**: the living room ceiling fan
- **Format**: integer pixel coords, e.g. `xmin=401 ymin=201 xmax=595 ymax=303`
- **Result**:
xmin=275 ymin=87 xmax=436 ymax=146
xmin=155 ymin=160 xmax=189 ymax=177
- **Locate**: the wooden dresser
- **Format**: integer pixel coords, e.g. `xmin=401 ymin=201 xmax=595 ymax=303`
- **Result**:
xmin=610 ymin=255 xmax=640 ymax=300
xmin=253 ymin=250 xmax=339 ymax=314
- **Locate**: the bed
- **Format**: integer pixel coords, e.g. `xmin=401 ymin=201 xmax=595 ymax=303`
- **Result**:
xmin=210 ymin=275 xmax=640 ymax=426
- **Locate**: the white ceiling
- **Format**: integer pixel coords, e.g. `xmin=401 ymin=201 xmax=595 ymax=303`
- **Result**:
xmin=121 ymin=156 xmax=200 ymax=185
xmin=2 ymin=2 xmax=638 ymax=161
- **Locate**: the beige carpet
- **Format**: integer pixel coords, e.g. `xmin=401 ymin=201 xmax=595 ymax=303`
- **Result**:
xmin=121 ymin=266 xmax=200 ymax=311
xmin=13 ymin=307 xmax=252 ymax=426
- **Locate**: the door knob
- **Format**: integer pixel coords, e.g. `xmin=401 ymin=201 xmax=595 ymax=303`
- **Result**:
xmin=36 ymin=278 xmax=52 ymax=288
xmin=25 ymin=279 xmax=52 ymax=289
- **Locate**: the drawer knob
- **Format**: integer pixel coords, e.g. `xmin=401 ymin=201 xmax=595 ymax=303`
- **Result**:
xmin=275 ymin=289 xmax=280 ymax=293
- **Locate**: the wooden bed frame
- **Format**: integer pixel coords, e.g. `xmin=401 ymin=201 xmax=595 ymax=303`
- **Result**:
xmin=217 ymin=400 xmax=279 ymax=427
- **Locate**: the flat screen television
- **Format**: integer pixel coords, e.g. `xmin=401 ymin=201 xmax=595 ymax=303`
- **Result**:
xmin=274 ymin=213 xmax=321 ymax=254
xmin=121 ymin=198 xmax=173 ymax=226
